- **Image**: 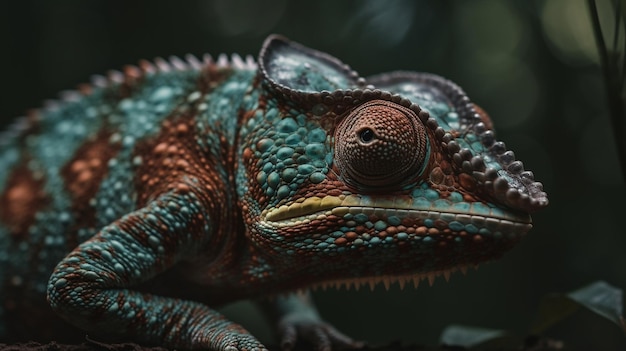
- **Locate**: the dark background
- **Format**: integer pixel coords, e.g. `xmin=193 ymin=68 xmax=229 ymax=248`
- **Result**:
xmin=1 ymin=0 xmax=624 ymax=350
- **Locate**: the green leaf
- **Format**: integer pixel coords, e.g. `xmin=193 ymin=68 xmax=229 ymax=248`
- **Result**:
xmin=569 ymin=281 xmax=625 ymax=330
xmin=439 ymin=324 xmax=509 ymax=348
xmin=530 ymin=281 xmax=626 ymax=335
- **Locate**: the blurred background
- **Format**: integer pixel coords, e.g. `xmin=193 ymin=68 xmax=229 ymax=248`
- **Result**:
xmin=1 ymin=0 xmax=624 ymax=349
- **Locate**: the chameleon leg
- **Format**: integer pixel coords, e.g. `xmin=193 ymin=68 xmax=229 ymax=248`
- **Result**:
xmin=260 ymin=291 xmax=363 ymax=351
xmin=47 ymin=189 xmax=266 ymax=351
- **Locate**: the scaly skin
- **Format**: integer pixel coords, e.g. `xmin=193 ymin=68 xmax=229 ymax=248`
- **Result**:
xmin=0 ymin=35 xmax=548 ymax=350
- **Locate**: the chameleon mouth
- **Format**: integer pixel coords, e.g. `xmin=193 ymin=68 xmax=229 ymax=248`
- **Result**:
xmin=262 ymin=194 xmax=532 ymax=232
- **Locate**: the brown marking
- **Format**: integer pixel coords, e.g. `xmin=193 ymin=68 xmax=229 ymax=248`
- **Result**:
xmin=133 ymin=115 xmax=232 ymax=215
xmin=131 ymin=104 xmax=246 ymax=287
xmin=198 ymin=63 xmax=233 ymax=95
xmin=0 ymin=160 xmax=49 ymax=240
xmin=60 ymin=129 xmax=121 ymax=247
xmin=134 ymin=116 xmax=223 ymax=204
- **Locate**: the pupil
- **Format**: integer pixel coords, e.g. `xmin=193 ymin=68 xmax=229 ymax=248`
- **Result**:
xmin=359 ymin=128 xmax=374 ymax=143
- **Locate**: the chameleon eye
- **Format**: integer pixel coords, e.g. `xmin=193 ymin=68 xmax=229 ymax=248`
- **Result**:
xmin=334 ymin=100 xmax=428 ymax=189
xmin=358 ymin=128 xmax=375 ymax=144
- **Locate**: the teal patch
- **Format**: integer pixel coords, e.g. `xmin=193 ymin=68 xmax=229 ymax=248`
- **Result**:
xmin=277 ymin=118 xmax=298 ymax=133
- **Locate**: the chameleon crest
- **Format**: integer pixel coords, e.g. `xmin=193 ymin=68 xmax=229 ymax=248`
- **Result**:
xmin=0 ymin=35 xmax=547 ymax=350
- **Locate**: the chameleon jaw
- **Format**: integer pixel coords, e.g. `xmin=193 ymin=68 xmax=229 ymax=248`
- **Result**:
xmin=259 ymin=194 xmax=531 ymax=291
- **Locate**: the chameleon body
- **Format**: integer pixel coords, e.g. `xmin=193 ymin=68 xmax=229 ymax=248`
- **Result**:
xmin=0 ymin=36 xmax=548 ymax=350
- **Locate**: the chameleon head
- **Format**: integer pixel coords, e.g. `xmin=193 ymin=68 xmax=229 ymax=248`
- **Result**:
xmin=237 ymin=35 xmax=548 ymax=288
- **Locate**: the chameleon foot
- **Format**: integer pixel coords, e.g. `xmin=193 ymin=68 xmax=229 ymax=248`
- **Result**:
xmin=278 ymin=319 xmax=364 ymax=351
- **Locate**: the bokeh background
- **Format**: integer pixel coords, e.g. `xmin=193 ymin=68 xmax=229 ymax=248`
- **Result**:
xmin=1 ymin=0 xmax=624 ymax=350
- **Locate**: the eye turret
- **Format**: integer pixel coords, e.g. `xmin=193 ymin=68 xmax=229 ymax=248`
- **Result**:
xmin=334 ymin=100 xmax=429 ymax=189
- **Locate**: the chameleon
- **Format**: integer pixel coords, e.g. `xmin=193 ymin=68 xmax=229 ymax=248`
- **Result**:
xmin=0 ymin=35 xmax=548 ymax=350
